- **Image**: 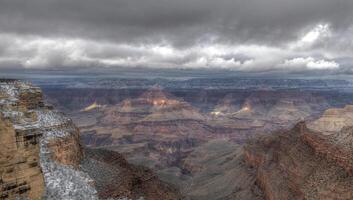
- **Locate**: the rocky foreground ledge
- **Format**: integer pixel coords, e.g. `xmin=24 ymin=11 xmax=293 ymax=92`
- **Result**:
xmin=0 ymin=80 xmax=181 ymax=200
xmin=0 ymin=80 xmax=98 ymax=199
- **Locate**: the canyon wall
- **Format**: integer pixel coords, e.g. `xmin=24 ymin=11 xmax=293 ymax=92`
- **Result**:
xmin=244 ymin=122 xmax=353 ymax=200
xmin=0 ymin=80 xmax=97 ymax=199
xmin=0 ymin=112 xmax=44 ymax=199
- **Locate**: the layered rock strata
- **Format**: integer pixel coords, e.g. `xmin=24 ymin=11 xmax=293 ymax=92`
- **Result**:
xmin=244 ymin=122 xmax=353 ymax=200
xmin=0 ymin=80 xmax=98 ymax=199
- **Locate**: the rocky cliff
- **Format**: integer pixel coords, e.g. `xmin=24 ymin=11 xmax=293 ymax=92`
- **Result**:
xmin=0 ymin=80 xmax=97 ymax=199
xmin=244 ymin=122 xmax=353 ymax=200
xmin=0 ymin=80 xmax=180 ymax=200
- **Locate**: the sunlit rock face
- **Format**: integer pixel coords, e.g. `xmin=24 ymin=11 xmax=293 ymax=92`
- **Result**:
xmin=101 ymin=87 xmax=206 ymax=125
xmin=0 ymin=80 xmax=98 ymax=199
xmin=81 ymin=101 xmax=104 ymax=112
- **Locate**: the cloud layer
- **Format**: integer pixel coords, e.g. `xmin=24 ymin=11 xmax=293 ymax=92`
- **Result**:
xmin=0 ymin=0 xmax=353 ymax=73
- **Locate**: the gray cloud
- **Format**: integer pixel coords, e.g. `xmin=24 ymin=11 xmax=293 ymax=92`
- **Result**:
xmin=2 ymin=0 xmax=353 ymax=45
xmin=0 ymin=0 xmax=353 ymax=72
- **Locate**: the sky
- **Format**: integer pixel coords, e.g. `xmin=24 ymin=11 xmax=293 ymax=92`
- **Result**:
xmin=0 ymin=0 xmax=353 ymax=74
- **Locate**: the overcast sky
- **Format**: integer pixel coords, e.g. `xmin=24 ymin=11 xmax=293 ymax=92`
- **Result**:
xmin=0 ymin=0 xmax=353 ymax=74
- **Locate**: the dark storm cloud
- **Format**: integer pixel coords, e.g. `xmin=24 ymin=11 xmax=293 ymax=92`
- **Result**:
xmin=0 ymin=0 xmax=352 ymax=45
xmin=0 ymin=0 xmax=213 ymax=46
xmin=0 ymin=0 xmax=352 ymax=71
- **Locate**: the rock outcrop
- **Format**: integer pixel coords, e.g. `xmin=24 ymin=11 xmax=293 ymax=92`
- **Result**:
xmin=303 ymin=125 xmax=353 ymax=175
xmin=244 ymin=122 xmax=353 ymax=200
xmin=0 ymin=112 xmax=44 ymax=199
xmin=0 ymin=80 xmax=97 ymax=199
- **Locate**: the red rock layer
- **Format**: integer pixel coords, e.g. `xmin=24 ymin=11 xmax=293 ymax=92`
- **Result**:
xmin=244 ymin=122 xmax=353 ymax=200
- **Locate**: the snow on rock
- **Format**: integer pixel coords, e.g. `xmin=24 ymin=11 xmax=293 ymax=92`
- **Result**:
xmin=0 ymin=80 xmax=99 ymax=200
xmin=36 ymin=110 xmax=70 ymax=128
xmin=40 ymin=137 xmax=98 ymax=200
xmin=0 ymin=82 xmax=19 ymax=98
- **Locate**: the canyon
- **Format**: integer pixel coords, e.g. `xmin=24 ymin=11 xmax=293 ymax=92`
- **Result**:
xmin=48 ymin=88 xmax=331 ymax=173
xmin=41 ymin=79 xmax=353 ymax=199
xmin=2 ymin=78 xmax=353 ymax=199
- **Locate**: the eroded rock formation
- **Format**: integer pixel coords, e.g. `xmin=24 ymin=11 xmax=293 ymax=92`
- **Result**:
xmin=0 ymin=112 xmax=44 ymax=199
xmin=0 ymin=80 xmax=180 ymax=200
xmin=244 ymin=122 xmax=353 ymax=200
xmin=0 ymin=80 xmax=97 ymax=199
xmin=79 ymin=87 xmax=214 ymax=170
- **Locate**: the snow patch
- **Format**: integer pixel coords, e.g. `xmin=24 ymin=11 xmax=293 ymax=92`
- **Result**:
xmin=40 ymin=137 xmax=98 ymax=200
